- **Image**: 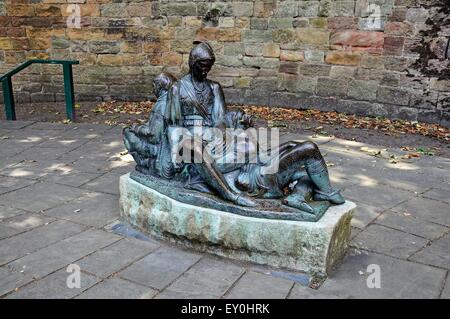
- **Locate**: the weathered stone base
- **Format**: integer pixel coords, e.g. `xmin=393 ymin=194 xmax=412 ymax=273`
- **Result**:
xmin=119 ymin=173 xmax=356 ymax=277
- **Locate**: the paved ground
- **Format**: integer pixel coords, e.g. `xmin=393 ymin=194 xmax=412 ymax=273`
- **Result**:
xmin=0 ymin=120 xmax=448 ymax=299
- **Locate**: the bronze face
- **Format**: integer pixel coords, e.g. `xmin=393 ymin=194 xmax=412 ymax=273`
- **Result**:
xmin=192 ymin=59 xmax=214 ymax=81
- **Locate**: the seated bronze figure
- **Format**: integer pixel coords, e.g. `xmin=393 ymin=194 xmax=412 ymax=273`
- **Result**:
xmin=123 ymin=42 xmax=344 ymax=220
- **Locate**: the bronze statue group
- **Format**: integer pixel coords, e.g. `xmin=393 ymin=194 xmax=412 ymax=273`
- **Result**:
xmin=123 ymin=42 xmax=344 ymax=215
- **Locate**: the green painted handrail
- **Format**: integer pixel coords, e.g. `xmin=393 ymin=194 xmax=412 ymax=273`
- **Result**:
xmin=1 ymin=59 xmax=80 ymax=121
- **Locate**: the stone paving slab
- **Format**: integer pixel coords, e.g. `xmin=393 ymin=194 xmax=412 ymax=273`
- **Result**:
xmin=0 ymin=161 xmax=63 ymax=180
xmin=352 ymin=224 xmax=429 ymax=259
xmin=0 ymin=176 xmax=36 ymax=195
xmin=351 ymin=203 xmax=384 ymax=229
xmin=0 ymin=206 xmax=28 ymax=220
xmin=7 ymin=229 xmax=121 ymax=279
xmin=0 ymin=213 xmax=55 ymax=236
xmin=391 ymin=197 xmax=450 ymax=227
xmin=40 ymin=171 xmax=102 ymax=188
xmin=82 ymin=172 xmax=121 ymax=195
xmin=225 ymin=271 xmax=294 ymax=299
xmin=288 ymin=283 xmax=342 ymax=299
xmin=422 ymin=188 xmax=450 ymax=204
xmin=0 ymin=121 xmax=448 ymax=299
xmin=76 ymin=277 xmax=158 ymax=299
xmin=0 ymin=181 xmax=87 ymax=212
xmin=156 ymin=258 xmax=245 ymax=299
xmin=318 ymin=251 xmax=446 ymax=298
xmin=0 ymin=225 xmax=23 ymax=240
xmin=375 ymin=210 xmax=449 ymax=240
xmin=343 ymin=183 xmax=416 ymax=210
xmin=5 ymin=269 xmax=100 ymax=299
xmin=119 ymin=247 xmax=202 ymax=290
xmin=0 ymin=120 xmax=35 ymax=130
xmin=77 ymin=237 xmax=160 ymax=278
xmin=0 ymin=220 xmax=87 ymax=265
xmin=13 ymin=147 xmax=78 ymax=162
xmin=442 ymin=275 xmax=450 ymax=299
xmin=410 ymin=234 xmax=450 ymax=269
xmin=0 ymin=266 xmax=35 ymax=297
xmin=44 ymin=192 xmax=120 ymax=227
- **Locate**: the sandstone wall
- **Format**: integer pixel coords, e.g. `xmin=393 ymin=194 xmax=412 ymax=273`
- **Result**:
xmin=0 ymin=0 xmax=449 ymax=126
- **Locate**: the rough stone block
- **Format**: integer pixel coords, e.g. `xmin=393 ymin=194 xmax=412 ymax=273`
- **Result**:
xmin=119 ymin=174 xmax=356 ymax=277
xmin=330 ymin=65 xmax=356 ymax=78
xmin=268 ymin=18 xmax=292 ymax=29
xmin=274 ymin=1 xmax=298 ymax=17
xmin=304 ymin=50 xmax=325 ymax=62
xmin=298 ymin=64 xmax=331 ymax=76
xmin=383 ymin=36 xmax=405 ymax=55
xmin=262 ymin=43 xmax=280 ymax=58
xmin=272 ymin=29 xmax=296 ymax=43
xmin=318 ymin=0 xmax=331 ymax=17
xmin=88 ymin=41 xmax=120 ymax=54
xmin=325 ymin=51 xmax=362 ymax=66
xmin=250 ymin=18 xmax=268 ymax=30
xmin=334 ymin=1 xmax=356 ymax=17
xmin=405 ymin=7 xmax=429 ymax=23
xmin=330 ymin=30 xmax=384 ymax=48
xmin=296 ymin=28 xmax=329 ymax=45
xmin=231 ymin=2 xmax=254 ymax=17
xmin=348 ymin=79 xmax=378 ymax=101
xmin=282 ymin=75 xmax=317 ymax=94
xmin=298 ymin=1 xmax=320 ymax=17
xmin=377 ymin=86 xmax=410 ymax=106
xmin=242 ymin=30 xmax=273 ymax=43
xmin=219 ymin=17 xmax=235 ymax=28
xmin=243 ymin=56 xmax=279 ymax=69
xmin=328 ymin=16 xmax=358 ymax=29
xmin=316 ymin=77 xmax=349 ymax=97
xmin=310 ymin=17 xmax=328 ymax=29
xmin=160 ymin=3 xmax=197 ymax=16
xmin=280 ymin=50 xmax=304 ymax=62
xmin=7 ymin=5 xmax=35 ymax=17
xmin=279 ymin=61 xmax=299 ymax=74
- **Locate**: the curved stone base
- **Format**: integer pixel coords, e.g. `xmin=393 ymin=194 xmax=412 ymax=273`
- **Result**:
xmin=119 ymin=173 xmax=356 ymax=277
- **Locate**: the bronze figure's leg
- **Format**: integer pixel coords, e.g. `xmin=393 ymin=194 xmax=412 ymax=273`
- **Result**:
xmin=183 ymin=140 xmax=257 ymax=207
xmin=276 ymin=141 xmax=345 ymax=205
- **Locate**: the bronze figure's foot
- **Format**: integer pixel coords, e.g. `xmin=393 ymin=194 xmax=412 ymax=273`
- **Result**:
xmin=282 ymin=197 xmax=315 ymax=214
xmin=232 ymin=194 xmax=257 ymax=207
xmin=314 ymin=189 xmax=345 ymax=204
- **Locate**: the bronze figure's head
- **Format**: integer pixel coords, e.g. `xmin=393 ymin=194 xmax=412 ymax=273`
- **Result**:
xmin=189 ymin=42 xmax=215 ymax=80
xmin=153 ymin=72 xmax=176 ymax=98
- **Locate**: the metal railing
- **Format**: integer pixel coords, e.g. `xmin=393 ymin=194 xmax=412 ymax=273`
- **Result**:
xmin=1 ymin=59 xmax=79 ymax=121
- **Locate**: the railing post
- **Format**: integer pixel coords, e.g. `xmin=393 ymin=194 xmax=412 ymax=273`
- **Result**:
xmin=62 ymin=63 xmax=75 ymax=121
xmin=2 ymin=77 xmax=16 ymax=121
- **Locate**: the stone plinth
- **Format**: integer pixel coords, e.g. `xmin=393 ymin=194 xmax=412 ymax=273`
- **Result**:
xmin=119 ymin=173 xmax=355 ymax=277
